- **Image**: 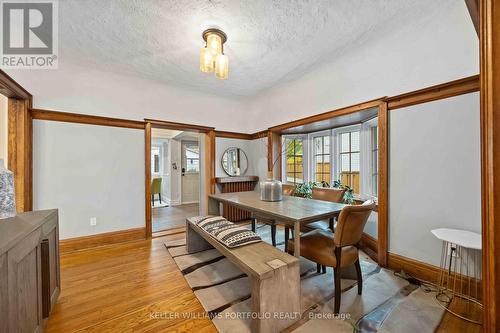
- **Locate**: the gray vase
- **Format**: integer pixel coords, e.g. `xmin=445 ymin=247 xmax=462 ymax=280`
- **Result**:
xmin=260 ymin=172 xmax=283 ymax=202
xmin=0 ymin=159 xmax=16 ymax=219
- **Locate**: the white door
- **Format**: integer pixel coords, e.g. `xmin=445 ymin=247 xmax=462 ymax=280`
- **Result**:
xmin=181 ymin=141 xmax=200 ymax=204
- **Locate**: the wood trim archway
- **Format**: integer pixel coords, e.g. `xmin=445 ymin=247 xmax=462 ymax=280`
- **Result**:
xmin=144 ymin=119 xmax=216 ymax=238
xmin=271 ymin=99 xmax=389 ymax=266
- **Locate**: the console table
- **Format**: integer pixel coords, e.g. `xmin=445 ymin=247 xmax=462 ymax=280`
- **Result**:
xmin=0 ymin=209 xmax=60 ymax=333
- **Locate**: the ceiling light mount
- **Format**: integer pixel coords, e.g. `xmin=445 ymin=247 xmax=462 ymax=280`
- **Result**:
xmin=199 ymin=28 xmax=229 ymax=80
xmin=202 ymin=28 xmax=227 ymax=45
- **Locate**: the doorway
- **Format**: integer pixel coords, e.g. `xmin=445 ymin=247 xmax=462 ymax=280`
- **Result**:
xmin=149 ymin=128 xmax=201 ymax=234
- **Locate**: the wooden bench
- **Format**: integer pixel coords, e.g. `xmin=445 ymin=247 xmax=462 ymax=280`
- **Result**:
xmin=186 ymin=217 xmax=300 ymax=333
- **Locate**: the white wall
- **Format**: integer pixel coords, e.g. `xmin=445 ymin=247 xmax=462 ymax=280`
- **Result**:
xmin=246 ymin=0 xmax=478 ymax=132
xmin=6 ymin=62 xmax=248 ymax=133
xmin=33 ymin=120 xmax=145 ymax=240
xmin=0 ymin=94 xmax=7 ymax=166
xmin=389 ymin=93 xmax=481 ymax=266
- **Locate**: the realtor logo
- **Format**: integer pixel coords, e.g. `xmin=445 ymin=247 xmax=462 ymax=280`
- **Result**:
xmin=1 ymin=0 xmax=58 ymax=69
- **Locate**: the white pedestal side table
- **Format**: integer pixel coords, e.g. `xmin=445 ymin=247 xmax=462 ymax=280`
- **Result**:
xmin=431 ymin=228 xmax=482 ymax=325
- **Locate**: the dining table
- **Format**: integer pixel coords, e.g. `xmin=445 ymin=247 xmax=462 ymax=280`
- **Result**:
xmin=208 ymin=191 xmax=346 ymax=258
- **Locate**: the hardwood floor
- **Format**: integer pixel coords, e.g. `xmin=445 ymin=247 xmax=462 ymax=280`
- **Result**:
xmin=46 ymin=231 xmax=482 ymax=333
xmin=45 ymin=233 xmax=216 ymax=333
xmin=152 ymin=203 xmax=199 ymax=232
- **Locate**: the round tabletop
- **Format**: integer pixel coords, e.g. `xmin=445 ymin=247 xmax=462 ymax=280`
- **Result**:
xmin=431 ymin=228 xmax=482 ymax=250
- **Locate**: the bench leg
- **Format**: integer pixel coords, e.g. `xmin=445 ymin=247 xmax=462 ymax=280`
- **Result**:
xmin=185 ymin=221 xmax=213 ymax=253
xmin=250 ymin=260 xmax=300 ymax=333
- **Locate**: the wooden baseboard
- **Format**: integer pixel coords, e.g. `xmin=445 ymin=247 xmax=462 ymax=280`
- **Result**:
xmin=387 ymin=252 xmax=439 ymax=283
xmin=360 ymin=233 xmax=378 ymax=262
xmin=388 ymin=252 xmax=482 ymax=300
xmin=60 ymin=227 xmax=146 ymax=253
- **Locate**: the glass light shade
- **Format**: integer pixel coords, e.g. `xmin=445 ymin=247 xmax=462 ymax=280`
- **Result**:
xmin=206 ymin=33 xmax=222 ymax=56
xmin=214 ymin=54 xmax=228 ymax=79
xmin=199 ymin=47 xmax=214 ymax=72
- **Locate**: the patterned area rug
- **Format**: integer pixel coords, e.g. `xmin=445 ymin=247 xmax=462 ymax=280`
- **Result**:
xmin=164 ymin=223 xmax=444 ymax=332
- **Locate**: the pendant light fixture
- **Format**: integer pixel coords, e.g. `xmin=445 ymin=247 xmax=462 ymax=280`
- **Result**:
xmin=199 ymin=28 xmax=228 ymax=80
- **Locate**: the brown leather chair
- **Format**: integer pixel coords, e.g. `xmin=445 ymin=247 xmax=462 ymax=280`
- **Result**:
xmin=303 ymin=187 xmax=346 ymax=231
xmin=284 ymin=186 xmax=346 ymax=252
xmin=287 ymin=200 xmax=375 ymax=314
xmin=282 ymin=184 xmax=296 ymax=196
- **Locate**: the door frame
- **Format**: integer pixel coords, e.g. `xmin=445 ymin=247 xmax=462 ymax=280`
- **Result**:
xmin=1 ymin=70 xmax=33 ymax=212
xmin=479 ymin=0 xmax=499 ymax=330
xmin=144 ymin=119 xmax=215 ymax=238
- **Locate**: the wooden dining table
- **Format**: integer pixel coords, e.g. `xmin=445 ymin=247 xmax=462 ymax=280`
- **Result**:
xmin=208 ymin=191 xmax=346 ymax=258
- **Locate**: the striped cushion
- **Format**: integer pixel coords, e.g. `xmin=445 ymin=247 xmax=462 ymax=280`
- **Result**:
xmin=191 ymin=216 xmax=262 ymax=248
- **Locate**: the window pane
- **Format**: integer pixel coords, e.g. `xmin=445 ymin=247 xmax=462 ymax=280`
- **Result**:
xmin=341 ymin=154 xmax=350 ymax=172
xmin=341 ymin=133 xmax=350 ymax=153
xmin=371 ymin=126 xmax=378 ymax=147
xmin=314 ymin=137 xmax=322 ymax=154
xmin=294 ymin=140 xmax=303 ymax=155
xmin=295 ymin=173 xmax=303 ymax=183
xmin=372 ymin=150 xmax=378 ymax=173
xmin=154 ymin=155 xmax=160 ymax=173
xmin=324 ymin=136 xmax=330 ymax=152
xmin=351 ymin=152 xmax=360 ymax=171
xmin=372 ymin=174 xmax=378 ymax=196
xmin=186 ymin=159 xmax=199 ymax=172
xmin=323 ymin=155 xmax=330 ymax=174
xmin=351 ymin=131 xmax=360 ymax=151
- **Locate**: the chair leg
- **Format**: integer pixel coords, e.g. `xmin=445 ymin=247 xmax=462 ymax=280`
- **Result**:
xmin=329 ymin=217 xmax=334 ymax=231
xmin=355 ymin=259 xmax=363 ymax=295
xmin=334 ymin=266 xmax=341 ymax=314
xmin=159 ymin=193 xmax=162 ymax=203
xmin=251 ymin=218 xmax=256 ymax=232
xmin=270 ymin=223 xmax=277 ymax=247
xmin=152 ymin=195 xmax=154 ymax=206
xmin=316 ymin=263 xmax=321 ymax=273
xmin=322 ymin=265 xmax=326 ymax=274
xmin=284 ymin=227 xmax=289 ymax=252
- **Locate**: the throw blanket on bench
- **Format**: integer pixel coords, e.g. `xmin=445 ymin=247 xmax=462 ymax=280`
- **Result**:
xmin=190 ymin=216 xmax=262 ymax=248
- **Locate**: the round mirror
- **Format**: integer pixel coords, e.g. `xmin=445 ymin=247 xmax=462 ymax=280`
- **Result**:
xmin=221 ymin=147 xmax=248 ymax=176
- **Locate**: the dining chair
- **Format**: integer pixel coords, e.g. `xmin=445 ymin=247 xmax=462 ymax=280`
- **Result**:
xmin=282 ymin=184 xmax=296 ymax=196
xmin=284 ymin=187 xmax=346 ymax=253
xmin=305 ymin=187 xmax=346 ymax=231
xmin=151 ymin=178 xmax=162 ymax=206
xmin=286 ymin=200 xmax=375 ymax=314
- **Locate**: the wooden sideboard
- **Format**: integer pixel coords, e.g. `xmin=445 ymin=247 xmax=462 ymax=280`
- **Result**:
xmin=0 ymin=209 xmax=60 ymax=333
xmin=215 ymin=176 xmax=259 ymax=221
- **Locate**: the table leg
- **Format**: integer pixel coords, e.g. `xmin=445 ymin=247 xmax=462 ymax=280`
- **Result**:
xmin=284 ymin=227 xmax=289 ymax=252
xmin=207 ymin=197 xmax=220 ymax=216
xmin=294 ymin=221 xmax=300 ymax=258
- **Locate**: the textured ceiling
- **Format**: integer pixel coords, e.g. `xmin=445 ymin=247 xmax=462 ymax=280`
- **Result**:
xmin=59 ymin=0 xmax=450 ymax=97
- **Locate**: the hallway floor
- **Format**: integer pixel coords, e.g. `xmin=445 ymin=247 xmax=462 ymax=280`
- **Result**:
xmin=152 ymin=203 xmax=199 ymax=232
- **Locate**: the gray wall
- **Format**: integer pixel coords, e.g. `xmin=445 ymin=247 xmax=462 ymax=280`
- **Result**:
xmin=389 ymin=92 xmax=481 ymax=266
xmin=215 ymin=137 xmax=268 ymax=192
xmin=33 ymin=120 xmax=145 ymax=240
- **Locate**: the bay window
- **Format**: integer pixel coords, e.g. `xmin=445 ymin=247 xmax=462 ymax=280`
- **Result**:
xmin=282 ymin=118 xmax=378 ymax=199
